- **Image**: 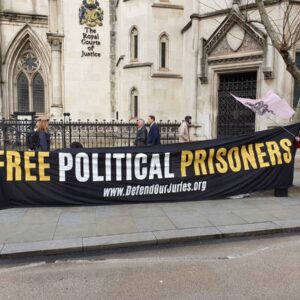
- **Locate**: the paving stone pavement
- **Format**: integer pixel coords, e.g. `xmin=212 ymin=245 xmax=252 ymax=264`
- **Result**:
xmin=0 ymin=170 xmax=300 ymax=257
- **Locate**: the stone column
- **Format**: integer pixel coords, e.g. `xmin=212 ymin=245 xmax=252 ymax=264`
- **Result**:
xmin=110 ymin=0 xmax=117 ymax=119
xmin=263 ymin=36 xmax=274 ymax=80
xmin=198 ymin=38 xmax=207 ymax=84
xmin=47 ymin=33 xmax=64 ymax=118
xmin=190 ymin=14 xmax=200 ymax=138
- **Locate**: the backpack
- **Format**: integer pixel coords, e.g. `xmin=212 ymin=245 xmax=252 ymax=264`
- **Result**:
xmin=26 ymin=131 xmax=39 ymax=150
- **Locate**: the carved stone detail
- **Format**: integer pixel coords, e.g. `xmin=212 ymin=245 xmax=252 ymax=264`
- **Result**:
xmin=199 ymin=75 xmax=208 ymax=84
xmin=263 ymin=68 xmax=274 ymax=80
xmin=205 ymin=13 xmax=265 ymax=56
xmin=210 ymin=32 xmax=262 ymax=57
xmin=47 ymin=33 xmax=64 ymax=52
xmin=208 ymin=55 xmax=263 ymax=65
xmin=226 ymin=24 xmax=245 ymax=52
xmin=0 ymin=12 xmax=48 ymax=25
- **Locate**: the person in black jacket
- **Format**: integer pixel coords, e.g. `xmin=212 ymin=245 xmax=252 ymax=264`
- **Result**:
xmin=36 ymin=119 xmax=50 ymax=151
xmin=71 ymin=141 xmax=84 ymax=149
xmin=135 ymin=119 xmax=148 ymax=146
xmin=147 ymin=115 xmax=161 ymax=146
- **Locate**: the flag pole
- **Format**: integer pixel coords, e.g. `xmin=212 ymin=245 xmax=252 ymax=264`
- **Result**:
xmin=265 ymin=116 xmax=296 ymax=138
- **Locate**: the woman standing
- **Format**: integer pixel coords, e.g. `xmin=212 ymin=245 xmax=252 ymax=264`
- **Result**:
xmin=36 ymin=119 xmax=50 ymax=151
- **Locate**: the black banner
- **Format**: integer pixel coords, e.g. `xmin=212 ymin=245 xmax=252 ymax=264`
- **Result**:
xmin=1 ymin=124 xmax=300 ymax=208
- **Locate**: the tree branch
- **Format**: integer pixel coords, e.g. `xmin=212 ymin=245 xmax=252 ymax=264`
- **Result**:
xmin=256 ymin=0 xmax=300 ymax=84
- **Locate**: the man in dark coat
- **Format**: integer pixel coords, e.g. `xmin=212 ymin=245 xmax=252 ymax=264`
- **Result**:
xmin=135 ymin=119 xmax=148 ymax=146
xmin=147 ymin=115 xmax=161 ymax=146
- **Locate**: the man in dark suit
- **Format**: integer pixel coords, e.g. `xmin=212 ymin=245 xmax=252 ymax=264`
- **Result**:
xmin=147 ymin=115 xmax=161 ymax=146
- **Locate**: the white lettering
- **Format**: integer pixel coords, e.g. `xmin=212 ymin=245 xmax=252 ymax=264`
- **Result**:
xmin=59 ymin=153 xmax=73 ymax=182
xmin=164 ymin=152 xmax=175 ymax=178
xmin=149 ymin=154 xmax=163 ymax=180
xmin=75 ymin=153 xmax=90 ymax=182
xmin=113 ymin=153 xmax=125 ymax=181
xmin=92 ymin=153 xmax=104 ymax=182
xmin=135 ymin=153 xmax=147 ymax=180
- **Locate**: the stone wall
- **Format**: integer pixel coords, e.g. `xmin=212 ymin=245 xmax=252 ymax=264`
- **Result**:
xmin=0 ymin=0 xmax=298 ymax=140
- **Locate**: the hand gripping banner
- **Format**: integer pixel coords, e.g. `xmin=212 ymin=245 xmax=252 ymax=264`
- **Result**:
xmin=0 ymin=124 xmax=299 ymax=208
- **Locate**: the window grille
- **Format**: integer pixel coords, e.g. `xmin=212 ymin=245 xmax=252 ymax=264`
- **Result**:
xmin=33 ymin=73 xmax=45 ymax=113
xmin=17 ymin=73 xmax=29 ymax=112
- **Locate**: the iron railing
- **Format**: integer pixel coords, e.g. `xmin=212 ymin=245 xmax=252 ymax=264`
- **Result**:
xmin=0 ymin=119 xmax=181 ymax=151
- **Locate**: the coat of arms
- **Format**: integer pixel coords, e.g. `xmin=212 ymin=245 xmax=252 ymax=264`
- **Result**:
xmin=79 ymin=0 xmax=104 ymax=27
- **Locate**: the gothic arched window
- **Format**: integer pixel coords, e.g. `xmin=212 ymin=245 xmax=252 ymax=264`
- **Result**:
xmin=130 ymin=27 xmax=139 ymax=61
xmin=33 ymin=73 xmax=45 ymax=113
xmin=17 ymin=73 xmax=29 ymax=112
xmin=159 ymin=34 xmax=169 ymax=69
xmin=130 ymin=88 xmax=139 ymax=118
xmin=15 ymin=48 xmax=45 ymax=113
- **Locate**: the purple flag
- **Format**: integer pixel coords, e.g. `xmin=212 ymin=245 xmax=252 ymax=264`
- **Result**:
xmin=231 ymin=90 xmax=295 ymax=119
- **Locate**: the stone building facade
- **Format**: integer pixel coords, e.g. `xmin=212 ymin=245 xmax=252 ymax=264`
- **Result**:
xmin=0 ymin=0 xmax=299 ymax=139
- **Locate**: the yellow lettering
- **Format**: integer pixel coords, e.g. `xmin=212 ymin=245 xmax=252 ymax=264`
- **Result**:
xmin=207 ymin=148 xmax=215 ymax=174
xmin=241 ymin=144 xmax=258 ymax=170
xmin=255 ymin=143 xmax=270 ymax=168
xmin=6 ymin=151 xmax=21 ymax=181
xmin=194 ymin=150 xmax=207 ymax=176
xmin=266 ymin=141 xmax=283 ymax=166
xmin=280 ymin=138 xmax=292 ymax=163
xmin=38 ymin=152 xmax=51 ymax=181
xmin=24 ymin=152 xmax=37 ymax=181
xmin=181 ymin=151 xmax=193 ymax=177
xmin=215 ymin=148 xmax=228 ymax=174
xmin=228 ymin=147 xmax=242 ymax=172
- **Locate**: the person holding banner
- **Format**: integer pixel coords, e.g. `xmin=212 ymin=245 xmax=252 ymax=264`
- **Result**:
xmin=147 ymin=115 xmax=161 ymax=146
xmin=179 ymin=116 xmax=192 ymax=143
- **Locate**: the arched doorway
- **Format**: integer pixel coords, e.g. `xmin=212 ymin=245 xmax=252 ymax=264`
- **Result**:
xmin=217 ymin=72 xmax=257 ymax=138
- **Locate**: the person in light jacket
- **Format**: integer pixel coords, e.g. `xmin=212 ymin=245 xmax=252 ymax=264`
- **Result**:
xmin=179 ymin=116 xmax=192 ymax=143
xmin=135 ymin=119 xmax=148 ymax=146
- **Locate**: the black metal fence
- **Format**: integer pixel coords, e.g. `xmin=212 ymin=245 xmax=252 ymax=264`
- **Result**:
xmin=0 ymin=119 xmax=181 ymax=150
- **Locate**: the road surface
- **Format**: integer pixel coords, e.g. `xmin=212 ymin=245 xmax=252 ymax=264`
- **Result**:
xmin=0 ymin=234 xmax=300 ymax=300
